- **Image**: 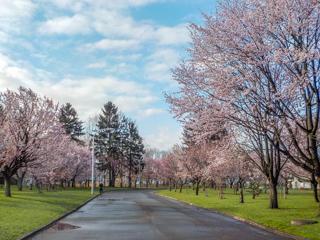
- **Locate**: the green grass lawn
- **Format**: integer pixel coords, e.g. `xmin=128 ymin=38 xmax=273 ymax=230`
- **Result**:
xmin=158 ymin=188 xmax=320 ymax=240
xmin=0 ymin=186 xmax=96 ymax=240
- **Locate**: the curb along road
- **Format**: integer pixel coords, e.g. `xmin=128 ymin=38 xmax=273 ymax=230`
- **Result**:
xmin=155 ymin=193 xmax=307 ymax=240
xmin=18 ymin=193 xmax=100 ymax=240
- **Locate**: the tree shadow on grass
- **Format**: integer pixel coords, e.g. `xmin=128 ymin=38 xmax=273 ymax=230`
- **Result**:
xmin=2 ymin=196 xmax=80 ymax=210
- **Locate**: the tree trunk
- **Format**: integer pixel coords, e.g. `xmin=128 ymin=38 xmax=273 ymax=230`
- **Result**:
xmin=219 ymin=185 xmax=224 ymax=199
xmin=239 ymin=182 xmax=244 ymax=203
xmin=169 ymin=179 xmax=172 ymax=191
xmin=283 ymin=185 xmax=287 ymax=199
xmin=109 ymin=169 xmax=115 ymax=187
xmin=311 ymin=174 xmax=319 ymax=203
xmin=264 ymin=182 xmax=268 ymax=194
xmin=233 ymin=184 xmax=238 ymax=195
xmin=284 ymin=180 xmax=289 ymax=195
xmin=15 ymin=169 xmax=27 ymax=191
xmin=120 ymin=176 xmax=123 ymax=188
xmin=4 ymin=175 xmax=11 ymax=197
xmin=317 ymin=177 xmax=320 ymax=215
xmin=36 ymin=182 xmax=42 ymax=193
xmin=17 ymin=177 xmax=23 ymax=191
xmin=108 ymin=170 xmax=112 ymax=187
xmin=210 ymin=180 xmax=213 ymax=188
xmin=128 ymin=169 xmax=132 ymax=188
xmin=179 ymin=182 xmax=183 ymax=193
xmin=71 ymin=178 xmax=76 ymax=188
xmin=110 ymin=178 xmax=115 ymax=188
xmin=60 ymin=180 xmax=64 ymax=189
xmin=313 ymin=181 xmax=319 ymax=202
xmin=195 ymin=181 xmax=200 ymax=196
xmin=269 ymin=182 xmax=279 ymax=209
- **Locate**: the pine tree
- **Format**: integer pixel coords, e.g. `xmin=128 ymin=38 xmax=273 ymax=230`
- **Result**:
xmin=59 ymin=103 xmax=84 ymax=143
xmin=124 ymin=120 xmax=145 ymax=188
xmin=95 ymin=101 xmax=122 ymax=187
xmin=94 ymin=101 xmax=145 ymax=188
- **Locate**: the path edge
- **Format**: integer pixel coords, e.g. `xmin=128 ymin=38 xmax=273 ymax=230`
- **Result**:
xmin=155 ymin=192 xmax=308 ymax=240
xmin=18 ymin=193 xmax=100 ymax=240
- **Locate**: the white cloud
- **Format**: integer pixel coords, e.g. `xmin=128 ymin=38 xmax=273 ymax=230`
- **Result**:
xmin=145 ymin=48 xmax=180 ymax=82
xmin=0 ymin=53 xmax=36 ymax=88
xmin=92 ymin=9 xmax=154 ymax=39
xmin=113 ymin=54 xmax=142 ymax=61
xmin=51 ymin=0 xmax=160 ymax=10
xmin=51 ymin=0 xmax=86 ymax=11
xmin=40 ymin=1 xmax=190 ymax=48
xmin=0 ymin=31 xmax=9 ymax=43
xmin=113 ymin=95 xmax=156 ymax=112
xmin=86 ymin=61 xmax=107 ymax=69
xmin=85 ymin=39 xmax=140 ymax=51
xmin=140 ymin=108 xmax=165 ymax=117
xmin=0 ymin=0 xmax=36 ymax=38
xmin=38 ymin=14 xmax=91 ymax=35
xmin=0 ymin=0 xmax=35 ymax=18
xmin=88 ymin=10 xmax=189 ymax=46
xmin=144 ymin=126 xmax=182 ymax=150
xmin=0 ymin=53 xmax=155 ymax=120
xmin=155 ymin=24 xmax=189 ymax=45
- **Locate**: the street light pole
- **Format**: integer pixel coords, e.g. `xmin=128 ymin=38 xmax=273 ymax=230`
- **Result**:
xmin=139 ymin=157 xmax=141 ymax=188
xmin=91 ymin=133 xmax=95 ymax=195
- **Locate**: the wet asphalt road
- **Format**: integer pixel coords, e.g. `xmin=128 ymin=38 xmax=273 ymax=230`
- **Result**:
xmin=31 ymin=190 xmax=293 ymax=240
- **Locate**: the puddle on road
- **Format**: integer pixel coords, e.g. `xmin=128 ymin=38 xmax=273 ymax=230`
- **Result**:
xmin=107 ymin=198 xmax=122 ymax=201
xmin=97 ymin=198 xmax=123 ymax=202
xmin=48 ymin=222 xmax=80 ymax=232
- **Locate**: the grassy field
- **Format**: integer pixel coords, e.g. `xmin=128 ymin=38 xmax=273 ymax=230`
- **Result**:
xmin=0 ymin=187 xmax=96 ymax=240
xmin=158 ymin=188 xmax=320 ymax=240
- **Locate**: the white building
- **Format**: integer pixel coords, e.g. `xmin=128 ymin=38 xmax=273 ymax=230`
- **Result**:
xmin=291 ymin=177 xmax=313 ymax=189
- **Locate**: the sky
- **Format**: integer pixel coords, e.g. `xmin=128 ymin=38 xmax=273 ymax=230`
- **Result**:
xmin=0 ymin=0 xmax=216 ymax=150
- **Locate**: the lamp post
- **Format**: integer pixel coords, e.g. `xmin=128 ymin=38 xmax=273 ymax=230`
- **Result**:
xmin=88 ymin=115 xmax=99 ymax=195
xmin=138 ymin=157 xmax=141 ymax=188
xmin=91 ymin=133 xmax=95 ymax=195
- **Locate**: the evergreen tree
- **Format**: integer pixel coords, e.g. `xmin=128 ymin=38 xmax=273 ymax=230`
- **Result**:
xmin=59 ymin=103 xmax=84 ymax=143
xmin=94 ymin=101 xmax=145 ymax=188
xmin=95 ymin=101 xmax=122 ymax=187
xmin=124 ymin=120 xmax=145 ymax=188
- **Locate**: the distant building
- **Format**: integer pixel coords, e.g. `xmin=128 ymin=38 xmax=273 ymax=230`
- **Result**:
xmin=291 ymin=177 xmax=316 ymax=189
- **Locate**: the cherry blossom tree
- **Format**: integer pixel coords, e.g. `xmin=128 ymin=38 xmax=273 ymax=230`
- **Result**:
xmin=182 ymin=144 xmax=209 ymax=195
xmin=142 ymin=149 xmax=164 ymax=188
xmin=226 ymin=147 xmax=252 ymax=203
xmin=0 ymin=87 xmax=60 ymax=197
xmin=158 ymin=146 xmax=182 ymax=191
xmin=165 ymin=0 xmax=320 ymax=209
xmin=0 ymin=87 xmax=93 ymax=196
xmin=27 ymin=125 xmax=91 ymax=190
